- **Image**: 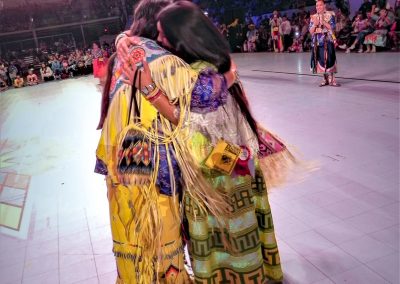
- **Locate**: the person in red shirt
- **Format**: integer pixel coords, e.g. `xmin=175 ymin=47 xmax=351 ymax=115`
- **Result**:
xmin=26 ymin=69 xmax=39 ymax=86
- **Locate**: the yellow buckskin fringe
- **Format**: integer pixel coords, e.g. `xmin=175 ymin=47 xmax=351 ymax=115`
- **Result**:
xmin=103 ymin=54 xmax=232 ymax=283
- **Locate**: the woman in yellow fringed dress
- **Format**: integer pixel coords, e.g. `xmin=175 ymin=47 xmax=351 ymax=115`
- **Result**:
xmin=111 ymin=2 xmax=293 ymax=283
xmin=96 ymin=1 xmax=235 ymax=283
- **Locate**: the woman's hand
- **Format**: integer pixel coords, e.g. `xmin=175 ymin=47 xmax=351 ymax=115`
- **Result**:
xmin=121 ymin=60 xmax=154 ymax=90
xmin=117 ymin=36 xmax=142 ymax=65
xmin=122 ymin=59 xmax=179 ymax=125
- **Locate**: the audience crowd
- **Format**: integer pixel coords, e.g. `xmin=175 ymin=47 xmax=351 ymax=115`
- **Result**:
xmin=0 ymin=41 xmax=115 ymax=92
xmin=1 ymin=0 xmax=399 ymax=93
xmin=219 ymin=0 xmax=399 ymax=53
xmin=0 ymin=0 xmax=122 ymax=33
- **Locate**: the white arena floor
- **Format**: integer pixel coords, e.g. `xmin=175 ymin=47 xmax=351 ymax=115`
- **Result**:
xmin=0 ymin=52 xmax=399 ymax=284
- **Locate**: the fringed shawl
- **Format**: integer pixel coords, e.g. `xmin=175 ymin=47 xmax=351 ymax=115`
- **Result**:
xmin=96 ymin=38 xmax=231 ymax=284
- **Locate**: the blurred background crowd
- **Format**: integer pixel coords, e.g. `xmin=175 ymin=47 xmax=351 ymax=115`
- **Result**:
xmin=0 ymin=0 xmax=399 ymax=92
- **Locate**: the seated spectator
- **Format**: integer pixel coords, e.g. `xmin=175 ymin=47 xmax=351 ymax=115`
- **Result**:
xmin=244 ymin=23 xmax=258 ymax=52
xmin=388 ymin=1 xmax=400 ymax=49
xmin=346 ymin=12 xmax=375 ymax=53
xmin=336 ymin=9 xmax=351 ymax=34
xmin=49 ymin=55 xmax=62 ymax=80
xmin=0 ymin=64 xmax=9 ymax=86
xmin=339 ymin=13 xmax=366 ymax=52
xmin=26 ymin=69 xmax=39 ymax=86
xmin=0 ymin=77 xmax=8 ymax=92
xmin=288 ymin=38 xmax=302 ymax=52
xmin=76 ymin=58 xmax=86 ymax=76
xmin=68 ymin=53 xmax=78 ymax=77
xmin=337 ymin=20 xmax=354 ymax=50
xmin=40 ymin=63 xmax=54 ymax=81
xmin=364 ymin=8 xmax=393 ymax=52
xmin=8 ymin=62 xmax=19 ymax=84
xmin=359 ymin=0 xmax=373 ymax=18
xmin=13 ymin=75 xmax=25 ymax=88
xmin=84 ymin=51 xmax=93 ymax=75
xmin=300 ymin=18 xmax=311 ymax=51
xmin=61 ymin=60 xmax=70 ymax=79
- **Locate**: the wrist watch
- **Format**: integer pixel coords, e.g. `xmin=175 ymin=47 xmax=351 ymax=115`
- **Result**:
xmin=141 ymin=82 xmax=156 ymax=96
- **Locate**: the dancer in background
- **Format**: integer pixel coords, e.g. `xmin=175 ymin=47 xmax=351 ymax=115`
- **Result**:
xmin=91 ymin=42 xmax=108 ymax=83
xmin=310 ymin=0 xmax=340 ymax=86
xmin=270 ymin=10 xmax=284 ymax=52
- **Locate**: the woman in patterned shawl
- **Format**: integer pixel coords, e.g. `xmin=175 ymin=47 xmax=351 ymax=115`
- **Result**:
xmin=118 ymin=1 xmax=288 ymax=283
xmin=309 ymin=0 xmax=340 ymax=86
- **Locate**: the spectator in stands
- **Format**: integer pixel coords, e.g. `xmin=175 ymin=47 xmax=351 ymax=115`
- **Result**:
xmin=300 ymin=18 xmax=311 ymax=51
xmin=388 ymin=0 xmax=400 ymax=49
xmin=281 ymin=15 xmax=292 ymax=51
xmin=359 ymin=0 xmax=373 ymax=18
xmin=13 ymin=75 xmax=25 ymax=88
xmin=61 ymin=59 xmax=70 ymax=79
xmin=257 ymin=24 xmax=269 ymax=51
xmin=338 ymin=12 xmax=365 ymax=52
xmin=40 ymin=63 xmax=54 ymax=81
xmin=228 ymin=18 xmax=243 ymax=52
xmin=364 ymin=8 xmax=393 ymax=52
xmin=68 ymin=53 xmax=77 ymax=77
xmin=0 ymin=63 xmax=10 ymax=86
xmin=84 ymin=51 xmax=93 ymax=74
xmin=288 ymin=38 xmax=302 ymax=52
xmin=346 ymin=11 xmax=375 ymax=52
xmin=371 ymin=0 xmax=388 ymax=14
xmin=219 ymin=23 xmax=228 ymax=40
xmin=26 ymin=69 xmax=39 ymax=86
xmin=335 ymin=9 xmax=350 ymax=34
xmin=0 ymin=77 xmax=8 ymax=92
xmin=49 ymin=55 xmax=62 ymax=80
xmin=76 ymin=57 xmax=86 ymax=76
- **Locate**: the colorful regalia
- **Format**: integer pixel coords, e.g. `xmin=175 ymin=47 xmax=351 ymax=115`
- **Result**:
xmin=185 ymin=62 xmax=284 ymax=283
xmin=364 ymin=14 xmax=392 ymax=47
xmin=92 ymin=48 xmax=108 ymax=79
xmin=270 ymin=17 xmax=283 ymax=52
xmin=96 ymin=37 xmax=230 ymax=284
xmin=96 ymin=38 xmax=288 ymax=284
xmin=310 ymin=11 xmax=337 ymax=74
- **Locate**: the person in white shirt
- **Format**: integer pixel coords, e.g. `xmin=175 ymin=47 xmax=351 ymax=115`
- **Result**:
xmin=281 ymin=15 xmax=292 ymax=51
xmin=40 ymin=63 xmax=54 ymax=82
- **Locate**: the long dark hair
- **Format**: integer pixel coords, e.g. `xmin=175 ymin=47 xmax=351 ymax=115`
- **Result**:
xmin=158 ymin=1 xmax=259 ymax=136
xmin=97 ymin=0 xmax=171 ymax=129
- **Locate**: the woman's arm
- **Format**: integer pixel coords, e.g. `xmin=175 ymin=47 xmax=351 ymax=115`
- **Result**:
xmin=121 ymin=61 xmax=180 ymax=125
xmin=122 ymin=59 xmax=234 ymax=125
